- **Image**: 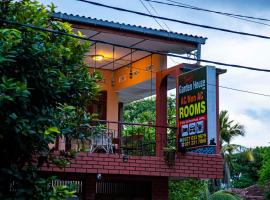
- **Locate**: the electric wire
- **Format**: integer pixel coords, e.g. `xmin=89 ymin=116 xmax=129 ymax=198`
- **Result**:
xmin=211 ymin=84 xmax=270 ymax=98
xmin=163 ymin=0 xmax=270 ymax=22
xmin=140 ymin=0 xmax=183 ymax=66
xmin=162 ymin=0 xmax=270 ymax=27
xmin=1 ymin=20 xmax=270 ymax=98
xmin=144 ymin=0 xmax=270 ymax=26
xmin=143 ymin=0 xmax=270 ymax=27
xmin=139 ymin=0 xmax=166 ymax=30
xmin=1 ymin=18 xmax=270 ymax=73
xmin=71 ymin=0 xmax=270 ymax=97
xmin=139 ymin=0 xmax=191 ymax=66
xmin=75 ymin=0 xmax=270 ymax=40
xmin=144 ymin=0 xmax=172 ymax=31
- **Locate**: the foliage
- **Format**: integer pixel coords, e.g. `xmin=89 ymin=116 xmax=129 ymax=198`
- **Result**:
xmin=4 ymin=167 xmax=76 ymax=200
xmin=219 ymin=110 xmax=246 ymax=189
xmin=123 ymin=98 xmax=156 ymax=141
xmin=219 ymin=111 xmax=245 ymax=147
xmin=231 ymin=147 xmax=265 ymax=188
xmin=169 ymin=179 xmax=208 ymax=200
xmin=0 ymin=0 xmax=100 ymax=199
xmin=123 ymin=96 xmax=176 ymax=155
xmin=258 ymin=147 xmax=270 ymax=198
xmin=209 ymin=191 xmax=242 ymax=200
xmin=123 ymin=96 xmax=176 ymax=140
xmin=259 ymin=147 xmax=270 ymax=185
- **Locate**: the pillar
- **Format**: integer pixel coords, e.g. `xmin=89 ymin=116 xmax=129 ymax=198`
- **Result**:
xmin=156 ymin=72 xmax=168 ymax=157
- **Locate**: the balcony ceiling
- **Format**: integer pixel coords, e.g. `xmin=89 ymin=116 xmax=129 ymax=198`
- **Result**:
xmin=76 ymin=28 xmax=200 ymax=70
xmin=118 ymin=75 xmax=176 ymax=103
xmin=53 ymin=13 xmax=206 ymax=71
xmin=52 ymin=12 xmax=208 ymax=71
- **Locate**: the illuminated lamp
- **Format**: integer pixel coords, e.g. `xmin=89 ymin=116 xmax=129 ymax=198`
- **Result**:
xmin=91 ymin=55 xmax=104 ymax=61
xmin=97 ymin=173 xmax=102 ymax=180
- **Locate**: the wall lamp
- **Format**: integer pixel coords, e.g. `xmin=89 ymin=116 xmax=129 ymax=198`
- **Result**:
xmin=97 ymin=173 xmax=102 ymax=180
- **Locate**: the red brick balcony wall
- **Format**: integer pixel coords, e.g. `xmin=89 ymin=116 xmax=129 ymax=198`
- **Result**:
xmin=40 ymin=152 xmax=223 ymax=179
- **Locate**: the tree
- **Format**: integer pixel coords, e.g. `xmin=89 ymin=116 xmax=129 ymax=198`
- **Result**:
xmin=169 ymin=179 xmax=208 ymax=200
xmin=123 ymin=96 xmax=176 ymax=139
xmin=219 ymin=110 xmax=246 ymax=189
xmin=219 ymin=110 xmax=245 ymax=148
xmin=258 ymin=147 xmax=270 ymax=199
xmin=0 ymin=0 xmax=100 ymax=198
xmin=231 ymin=147 xmax=265 ymax=188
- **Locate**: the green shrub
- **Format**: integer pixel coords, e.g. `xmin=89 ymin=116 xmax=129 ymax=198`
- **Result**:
xmin=169 ymin=179 xmax=208 ymax=200
xmin=209 ymin=191 xmax=242 ymax=200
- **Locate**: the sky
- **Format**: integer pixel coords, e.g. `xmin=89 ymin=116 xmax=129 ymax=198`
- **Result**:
xmin=38 ymin=0 xmax=270 ymax=147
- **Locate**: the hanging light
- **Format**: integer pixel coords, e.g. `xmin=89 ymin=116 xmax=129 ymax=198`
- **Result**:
xmin=129 ymin=49 xmax=133 ymax=79
xmin=91 ymin=54 xmax=104 ymax=61
xmin=149 ymin=54 xmax=154 ymax=124
xmin=111 ymin=46 xmax=115 ymax=87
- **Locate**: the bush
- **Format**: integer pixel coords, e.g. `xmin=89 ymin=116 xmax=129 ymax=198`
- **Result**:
xmin=209 ymin=191 xmax=242 ymax=200
xmin=169 ymin=179 xmax=208 ymax=200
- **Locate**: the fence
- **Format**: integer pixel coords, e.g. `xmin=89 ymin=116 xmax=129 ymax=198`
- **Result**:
xmin=56 ymin=120 xmax=177 ymax=157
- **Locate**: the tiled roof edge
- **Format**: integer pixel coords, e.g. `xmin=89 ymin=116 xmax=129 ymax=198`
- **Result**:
xmin=53 ymin=12 xmax=207 ymax=45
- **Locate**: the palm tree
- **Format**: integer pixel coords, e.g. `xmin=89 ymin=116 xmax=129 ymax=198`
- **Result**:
xmin=219 ymin=110 xmax=245 ymax=147
xmin=219 ymin=110 xmax=246 ymax=189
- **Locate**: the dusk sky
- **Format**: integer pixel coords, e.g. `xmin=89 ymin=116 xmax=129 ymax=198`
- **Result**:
xmin=38 ymin=0 xmax=270 ymax=147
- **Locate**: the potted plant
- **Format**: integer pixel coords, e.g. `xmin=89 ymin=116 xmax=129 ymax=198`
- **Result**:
xmin=163 ymin=146 xmax=176 ymax=167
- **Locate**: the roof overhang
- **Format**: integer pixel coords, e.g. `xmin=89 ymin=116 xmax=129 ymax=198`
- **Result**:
xmin=53 ymin=12 xmax=207 ymax=45
xmin=53 ymin=13 xmax=207 ymax=70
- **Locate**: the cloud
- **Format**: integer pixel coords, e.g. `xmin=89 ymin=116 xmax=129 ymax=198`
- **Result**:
xmin=244 ymin=108 xmax=270 ymax=121
xmin=230 ymin=112 xmax=270 ymax=147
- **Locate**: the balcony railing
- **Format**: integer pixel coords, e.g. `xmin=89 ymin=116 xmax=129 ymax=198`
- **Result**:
xmin=55 ymin=120 xmax=177 ymax=157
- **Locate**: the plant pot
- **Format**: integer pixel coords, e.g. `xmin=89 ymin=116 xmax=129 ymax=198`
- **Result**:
xmin=164 ymin=150 xmax=176 ymax=167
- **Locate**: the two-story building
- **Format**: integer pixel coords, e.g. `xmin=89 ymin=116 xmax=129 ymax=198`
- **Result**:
xmin=40 ymin=12 xmax=224 ymax=200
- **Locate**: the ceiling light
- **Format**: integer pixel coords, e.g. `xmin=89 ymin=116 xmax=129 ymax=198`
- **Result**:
xmin=91 ymin=55 xmax=104 ymax=61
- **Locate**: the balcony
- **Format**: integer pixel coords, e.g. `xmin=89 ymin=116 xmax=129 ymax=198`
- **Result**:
xmin=44 ymin=119 xmax=223 ymax=180
xmin=55 ymin=120 xmax=177 ymax=157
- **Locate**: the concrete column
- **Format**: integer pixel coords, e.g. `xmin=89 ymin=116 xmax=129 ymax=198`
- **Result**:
xmin=83 ymin=174 xmax=96 ymax=200
xmin=152 ymin=177 xmax=168 ymax=200
xmin=156 ymin=72 xmax=168 ymax=157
